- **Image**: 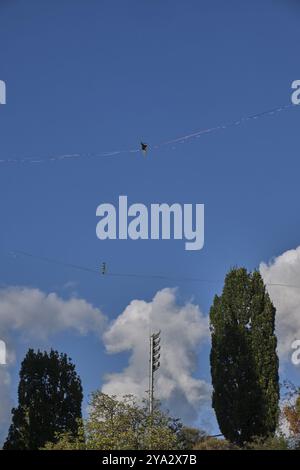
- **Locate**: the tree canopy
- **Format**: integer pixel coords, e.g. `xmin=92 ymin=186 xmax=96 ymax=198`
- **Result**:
xmin=4 ymin=349 xmax=83 ymax=450
xmin=43 ymin=392 xmax=182 ymax=450
xmin=210 ymin=268 xmax=279 ymax=445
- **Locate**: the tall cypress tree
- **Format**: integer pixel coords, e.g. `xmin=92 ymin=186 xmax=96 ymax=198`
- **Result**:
xmin=3 ymin=349 xmax=83 ymax=450
xmin=210 ymin=268 xmax=279 ymax=445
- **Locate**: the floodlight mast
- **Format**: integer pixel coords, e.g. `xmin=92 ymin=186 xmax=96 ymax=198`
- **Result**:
xmin=149 ymin=330 xmax=161 ymax=416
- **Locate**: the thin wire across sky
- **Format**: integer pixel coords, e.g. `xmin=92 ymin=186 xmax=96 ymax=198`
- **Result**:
xmin=10 ymin=250 xmax=300 ymax=290
xmin=6 ymin=102 xmax=300 ymax=287
xmin=0 ymin=103 xmax=297 ymax=165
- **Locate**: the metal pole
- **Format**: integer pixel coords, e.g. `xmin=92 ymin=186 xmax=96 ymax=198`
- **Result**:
xmin=149 ymin=334 xmax=154 ymax=416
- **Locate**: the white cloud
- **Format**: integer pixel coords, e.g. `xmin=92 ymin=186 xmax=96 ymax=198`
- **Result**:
xmin=0 ymin=286 xmax=106 ymax=444
xmin=0 ymin=286 xmax=213 ymax=440
xmin=0 ymin=286 xmax=105 ymax=339
xmin=102 ymin=288 xmax=211 ymax=422
xmin=260 ymin=246 xmax=300 ymax=360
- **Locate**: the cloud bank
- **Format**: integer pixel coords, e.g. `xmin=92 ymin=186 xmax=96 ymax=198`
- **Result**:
xmin=0 ymin=286 xmax=106 ymax=443
xmin=0 ymin=286 xmax=212 ymax=441
xmin=260 ymin=246 xmax=300 ymax=361
xmin=102 ymin=288 xmax=211 ymax=422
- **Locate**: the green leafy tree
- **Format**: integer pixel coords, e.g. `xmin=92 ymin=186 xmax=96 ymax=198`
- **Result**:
xmin=44 ymin=392 xmax=181 ymax=450
xmin=210 ymin=268 xmax=279 ymax=446
xmin=177 ymin=426 xmax=207 ymax=450
xmin=3 ymin=349 xmax=83 ymax=450
xmin=193 ymin=437 xmax=239 ymax=450
xmin=245 ymin=434 xmax=289 ymax=450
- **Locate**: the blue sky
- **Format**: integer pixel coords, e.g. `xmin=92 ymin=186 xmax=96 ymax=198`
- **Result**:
xmin=1 ymin=0 xmax=300 ymax=440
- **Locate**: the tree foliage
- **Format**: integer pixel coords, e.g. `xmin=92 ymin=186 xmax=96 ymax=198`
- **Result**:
xmin=210 ymin=268 xmax=279 ymax=445
xmin=284 ymin=396 xmax=300 ymax=436
xmin=193 ymin=437 xmax=239 ymax=450
xmin=3 ymin=349 xmax=83 ymax=450
xmin=244 ymin=434 xmax=289 ymax=450
xmin=44 ymin=392 xmax=181 ymax=450
xmin=177 ymin=426 xmax=207 ymax=450
xmin=283 ymin=383 xmax=300 ymax=448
